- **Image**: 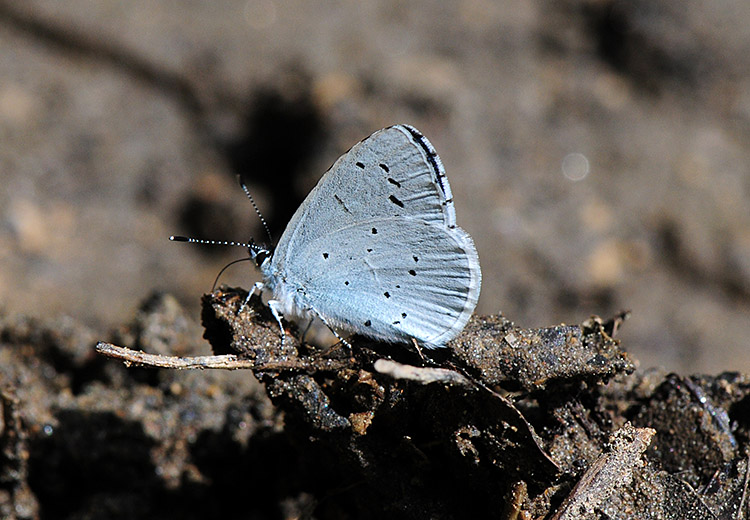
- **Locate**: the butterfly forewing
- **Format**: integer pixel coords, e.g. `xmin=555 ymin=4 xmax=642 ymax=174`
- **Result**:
xmin=272 ymin=125 xmax=455 ymax=272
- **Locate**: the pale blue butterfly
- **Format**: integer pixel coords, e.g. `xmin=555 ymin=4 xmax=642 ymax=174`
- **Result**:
xmin=175 ymin=125 xmax=481 ymax=349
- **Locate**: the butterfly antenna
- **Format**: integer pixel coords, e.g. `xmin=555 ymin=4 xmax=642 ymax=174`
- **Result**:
xmin=170 ymin=236 xmax=262 ymax=290
xmin=237 ymin=175 xmax=273 ymax=245
xmin=169 ymin=236 xmax=255 ymax=249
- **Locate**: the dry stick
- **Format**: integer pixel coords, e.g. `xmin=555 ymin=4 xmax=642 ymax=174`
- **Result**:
xmin=95 ymin=342 xmax=351 ymax=371
xmin=549 ymin=424 xmax=656 ymax=520
xmin=680 ymin=480 xmax=720 ymax=519
xmin=373 ymin=359 xmax=471 ymax=386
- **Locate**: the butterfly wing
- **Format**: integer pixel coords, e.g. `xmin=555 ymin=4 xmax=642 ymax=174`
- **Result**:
xmin=271 ymin=125 xmax=457 ymax=273
xmin=289 ymin=217 xmax=480 ymax=348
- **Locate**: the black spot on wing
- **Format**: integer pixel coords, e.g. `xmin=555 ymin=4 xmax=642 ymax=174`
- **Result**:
xmin=333 ymin=194 xmax=352 ymax=214
xmin=371 ymin=227 xmax=378 ymax=234
xmin=379 ymin=163 xmax=390 ymax=173
xmin=408 ymin=269 xmax=417 ymax=276
xmin=389 ymin=195 xmax=404 ymax=208
xmin=356 ymin=161 xmax=365 ymax=169
xmin=387 ymin=177 xmax=401 ymax=188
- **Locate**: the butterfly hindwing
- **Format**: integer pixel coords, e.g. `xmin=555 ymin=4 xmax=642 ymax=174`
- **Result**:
xmin=288 ymin=217 xmax=480 ymax=347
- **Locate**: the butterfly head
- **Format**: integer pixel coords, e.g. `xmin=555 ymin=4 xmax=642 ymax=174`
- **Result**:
xmin=249 ymin=241 xmax=273 ymax=270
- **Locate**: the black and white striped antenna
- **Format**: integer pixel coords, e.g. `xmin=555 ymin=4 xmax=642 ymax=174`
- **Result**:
xmin=170 ymin=174 xmax=274 ymax=251
xmin=237 ymin=174 xmax=273 ymax=245
xmin=170 ymin=175 xmax=275 ymax=287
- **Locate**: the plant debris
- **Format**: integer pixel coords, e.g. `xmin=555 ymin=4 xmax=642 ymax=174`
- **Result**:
xmin=1 ymin=288 xmax=749 ymax=519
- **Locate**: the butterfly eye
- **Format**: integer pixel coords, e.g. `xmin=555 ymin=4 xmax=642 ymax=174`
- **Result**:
xmin=251 ymin=247 xmax=271 ymax=267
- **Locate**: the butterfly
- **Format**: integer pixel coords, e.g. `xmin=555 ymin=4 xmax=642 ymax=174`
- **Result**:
xmin=175 ymin=125 xmax=481 ymax=349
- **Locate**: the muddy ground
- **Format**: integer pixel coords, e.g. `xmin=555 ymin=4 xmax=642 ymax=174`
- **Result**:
xmin=2 ymin=289 xmax=749 ymax=519
xmin=1 ymin=1 xmax=749 ymax=518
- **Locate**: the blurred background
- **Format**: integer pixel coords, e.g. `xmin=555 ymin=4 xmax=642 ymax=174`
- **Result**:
xmin=1 ymin=0 xmax=748 ymax=373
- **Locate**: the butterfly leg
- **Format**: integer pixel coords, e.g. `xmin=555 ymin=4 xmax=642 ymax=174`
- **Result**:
xmin=267 ymin=299 xmax=287 ymax=344
xmin=308 ymin=307 xmax=351 ymax=349
xmin=300 ymin=318 xmax=314 ymax=345
xmin=239 ymin=281 xmax=264 ymax=314
xmin=411 ymin=337 xmax=426 ymax=362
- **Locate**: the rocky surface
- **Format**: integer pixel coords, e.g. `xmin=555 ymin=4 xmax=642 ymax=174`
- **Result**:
xmin=2 ymin=290 xmax=749 ymax=519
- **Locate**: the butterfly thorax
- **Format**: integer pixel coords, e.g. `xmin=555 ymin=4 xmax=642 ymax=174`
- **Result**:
xmin=258 ymin=254 xmax=315 ymax=323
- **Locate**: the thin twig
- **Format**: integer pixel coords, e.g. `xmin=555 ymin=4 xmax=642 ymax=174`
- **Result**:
xmin=95 ymin=342 xmax=350 ymax=371
xmin=373 ymin=359 xmax=471 ymax=386
xmin=674 ymin=478 xmax=719 ymax=520
xmin=549 ymin=424 xmax=656 ymax=520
